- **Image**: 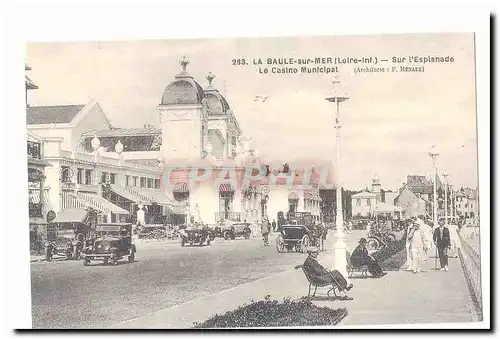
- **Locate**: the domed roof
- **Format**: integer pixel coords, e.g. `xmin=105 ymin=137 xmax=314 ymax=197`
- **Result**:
xmin=203 ymin=72 xmax=231 ymax=115
xmin=160 ymin=56 xmax=205 ymax=105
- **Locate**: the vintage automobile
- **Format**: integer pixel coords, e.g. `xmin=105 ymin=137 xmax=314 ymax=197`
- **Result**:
xmin=45 ymin=208 xmax=95 ymax=261
xmin=214 ymin=222 xmax=252 ymax=240
xmin=81 ymin=223 xmax=136 ymax=266
xmin=276 ymin=224 xmax=312 ymax=253
xmin=179 ymin=225 xmax=212 ymax=247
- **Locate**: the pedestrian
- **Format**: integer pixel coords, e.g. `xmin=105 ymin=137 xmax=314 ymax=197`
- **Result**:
xmin=448 ymin=221 xmax=461 ymax=258
xmin=261 ymin=218 xmax=270 ymax=246
xmin=433 ymin=219 xmax=451 ymax=271
xmin=300 ymin=246 xmax=353 ymax=300
xmin=351 ymin=238 xmax=387 ymax=278
xmin=407 ymin=222 xmax=428 ymax=273
xmin=272 ymin=219 xmax=277 ymax=232
xmin=403 ymin=219 xmax=413 ymax=270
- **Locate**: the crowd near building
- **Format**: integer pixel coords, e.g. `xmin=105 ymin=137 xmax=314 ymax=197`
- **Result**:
xmin=26 ymin=57 xmax=479 ymax=246
xmin=26 ymin=57 xmax=329 ymax=242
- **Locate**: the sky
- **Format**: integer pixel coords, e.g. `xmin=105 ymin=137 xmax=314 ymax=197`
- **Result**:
xmin=25 ymin=33 xmax=478 ymax=191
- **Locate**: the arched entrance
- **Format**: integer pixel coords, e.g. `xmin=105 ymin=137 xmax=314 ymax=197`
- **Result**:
xmin=173 ymin=182 xmax=190 ymax=224
xmin=219 ymin=183 xmax=235 ymax=220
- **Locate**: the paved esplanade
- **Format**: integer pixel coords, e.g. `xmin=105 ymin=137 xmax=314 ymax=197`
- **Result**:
xmin=30 ymin=235 xmax=306 ymax=328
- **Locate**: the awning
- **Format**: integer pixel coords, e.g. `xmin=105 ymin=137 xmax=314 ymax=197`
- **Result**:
xmin=72 ymin=192 xmax=129 ymax=215
xmin=28 ymin=189 xmax=54 ymax=211
xmin=173 ymin=182 xmax=189 ymax=193
xmin=52 ymin=208 xmax=89 ymax=223
xmin=110 ymin=184 xmax=183 ymax=210
xmin=219 ymin=183 xmax=234 ymax=192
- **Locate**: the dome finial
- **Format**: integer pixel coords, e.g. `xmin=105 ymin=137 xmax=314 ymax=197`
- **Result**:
xmin=180 ymin=56 xmax=189 ymax=72
xmin=206 ymin=72 xmax=215 ymax=87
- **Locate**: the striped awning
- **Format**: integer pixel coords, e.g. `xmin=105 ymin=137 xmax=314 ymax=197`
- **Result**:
xmin=52 ymin=208 xmax=89 ymax=223
xmin=219 ymin=183 xmax=235 ymax=192
xmin=28 ymin=189 xmax=54 ymax=211
xmin=288 ymin=192 xmax=299 ymax=200
xmin=72 ymin=192 xmax=129 ymax=215
xmin=173 ymin=182 xmax=189 ymax=193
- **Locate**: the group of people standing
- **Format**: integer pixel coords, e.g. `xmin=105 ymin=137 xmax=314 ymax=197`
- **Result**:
xmin=404 ymin=216 xmax=461 ymax=274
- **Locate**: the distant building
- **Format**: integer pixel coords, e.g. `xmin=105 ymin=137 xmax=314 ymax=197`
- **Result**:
xmin=455 ymin=187 xmax=479 ymax=221
xmin=351 ymin=174 xmax=402 ymax=219
xmin=394 ymin=174 xmax=448 ymax=220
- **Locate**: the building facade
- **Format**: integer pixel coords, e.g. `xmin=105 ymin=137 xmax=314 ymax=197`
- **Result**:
xmin=26 ymin=58 xmax=327 ymax=226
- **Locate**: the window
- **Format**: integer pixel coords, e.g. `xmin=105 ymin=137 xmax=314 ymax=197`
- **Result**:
xmin=77 ymin=168 xmax=84 ymax=184
xmin=61 ymin=166 xmax=71 ymax=182
xmin=126 ymin=175 xmax=130 ymax=186
xmin=85 ymin=169 xmax=93 ymax=185
xmin=101 ymin=172 xmax=108 ymax=184
xmin=133 ymin=176 xmax=138 ymax=186
xmin=110 ymin=173 xmax=116 ymax=184
xmin=154 ymin=179 xmax=161 ymax=189
xmin=366 ymin=199 xmax=371 ymax=206
xmin=356 ymin=199 xmax=361 ymax=206
xmin=140 ymin=177 xmax=147 ymax=188
xmin=147 ymin=178 xmax=154 ymax=188
xmin=465 ymin=203 xmax=468 ymax=208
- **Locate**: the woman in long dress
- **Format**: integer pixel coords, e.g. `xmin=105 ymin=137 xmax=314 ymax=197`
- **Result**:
xmin=408 ymin=222 xmax=429 ymax=273
xmin=403 ymin=220 xmax=413 ymax=270
xmin=448 ymin=222 xmax=461 ymax=258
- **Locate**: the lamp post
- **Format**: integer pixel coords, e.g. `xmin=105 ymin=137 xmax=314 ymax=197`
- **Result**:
xmin=428 ymin=145 xmax=439 ymax=227
xmin=325 ymin=76 xmax=349 ymax=278
xmin=443 ymin=169 xmax=448 ymax=226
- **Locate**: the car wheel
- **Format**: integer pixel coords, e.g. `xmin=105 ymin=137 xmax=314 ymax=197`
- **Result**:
xmin=83 ymin=258 xmax=90 ymax=266
xmin=223 ymin=231 xmax=231 ymax=240
xmin=243 ymin=229 xmax=251 ymax=239
xmin=129 ymin=251 xmax=135 ymax=262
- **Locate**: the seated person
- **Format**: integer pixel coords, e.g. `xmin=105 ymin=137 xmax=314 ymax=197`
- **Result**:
xmin=301 ymin=246 xmax=353 ymax=300
xmin=351 ymin=238 xmax=387 ymax=278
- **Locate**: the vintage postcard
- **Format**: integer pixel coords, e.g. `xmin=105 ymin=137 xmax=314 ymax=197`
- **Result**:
xmin=24 ymin=33 xmax=483 ymax=329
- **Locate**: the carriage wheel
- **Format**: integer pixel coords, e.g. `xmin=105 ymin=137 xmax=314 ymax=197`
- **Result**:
xmin=276 ymin=235 xmax=285 ymax=253
xmin=384 ymin=233 xmax=396 ymax=243
xmin=301 ymin=235 xmax=310 ymax=253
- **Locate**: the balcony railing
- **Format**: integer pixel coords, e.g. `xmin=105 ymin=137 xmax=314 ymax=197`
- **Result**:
xmin=27 ymin=141 xmax=41 ymax=159
xmin=29 ymin=203 xmax=43 ymax=218
xmin=215 ymin=211 xmax=243 ymax=222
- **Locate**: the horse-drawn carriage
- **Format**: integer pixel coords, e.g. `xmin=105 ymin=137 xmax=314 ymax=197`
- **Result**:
xmin=276 ymin=212 xmax=327 ymax=253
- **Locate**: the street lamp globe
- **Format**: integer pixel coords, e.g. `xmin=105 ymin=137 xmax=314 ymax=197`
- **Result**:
xmin=91 ymin=136 xmax=100 ymax=151
xmin=115 ymin=140 xmax=124 ymax=155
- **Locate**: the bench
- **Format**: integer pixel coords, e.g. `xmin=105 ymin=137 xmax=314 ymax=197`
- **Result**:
xmin=294 ymin=264 xmax=340 ymax=298
xmin=346 ymin=251 xmax=369 ymax=278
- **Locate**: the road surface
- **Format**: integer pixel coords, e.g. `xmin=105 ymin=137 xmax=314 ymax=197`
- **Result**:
xmin=31 ymin=235 xmax=307 ymax=328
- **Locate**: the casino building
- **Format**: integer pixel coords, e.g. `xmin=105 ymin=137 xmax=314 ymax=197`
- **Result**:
xmin=26 ymin=57 xmax=329 ymax=228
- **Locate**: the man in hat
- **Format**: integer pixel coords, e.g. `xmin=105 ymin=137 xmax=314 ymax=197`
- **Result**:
xmin=433 ymin=219 xmax=451 ymax=271
xmin=351 ymin=238 xmax=386 ymax=277
xmin=302 ymin=246 xmax=353 ymax=300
